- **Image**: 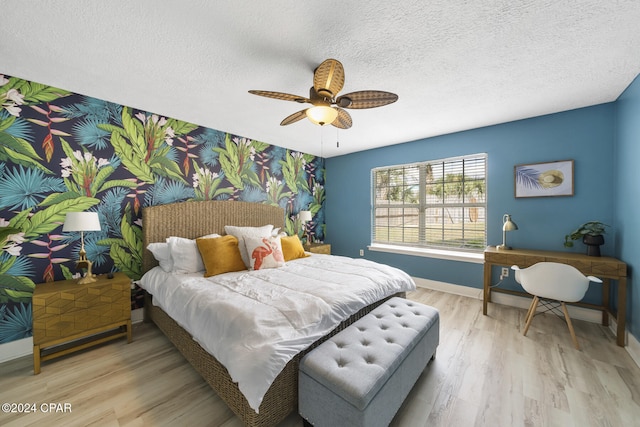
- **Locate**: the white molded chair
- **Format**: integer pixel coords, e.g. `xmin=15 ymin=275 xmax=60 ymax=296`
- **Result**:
xmin=511 ymin=262 xmax=602 ymax=349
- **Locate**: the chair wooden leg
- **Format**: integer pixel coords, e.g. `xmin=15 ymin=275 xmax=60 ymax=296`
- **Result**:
xmin=561 ymin=302 xmax=580 ymax=350
xmin=524 ymin=296 xmax=537 ymax=326
xmin=523 ymin=296 xmax=539 ymax=336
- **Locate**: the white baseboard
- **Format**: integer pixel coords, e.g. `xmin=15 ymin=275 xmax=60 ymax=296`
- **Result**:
xmin=131 ymin=308 xmax=144 ymax=324
xmin=0 ymin=336 xmax=32 ymax=363
xmin=0 ymin=308 xmax=145 ymax=364
xmin=413 ymin=277 xmax=640 ymax=368
xmin=413 ymin=277 xmax=484 ymax=299
xmin=626 ymin=327 xmax=640 ymax=367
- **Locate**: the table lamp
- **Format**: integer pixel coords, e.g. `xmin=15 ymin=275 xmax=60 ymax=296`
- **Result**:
xmin=496 ymin=213 xmax=518 ymax=250
xmin=298 ymin=210 xmax=312 ymax=244
xmin=63 ymin=212 xmax=101 ymax=284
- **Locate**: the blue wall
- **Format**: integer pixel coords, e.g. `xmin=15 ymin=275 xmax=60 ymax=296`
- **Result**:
xmin=615 ymin=74 xmax=640 ymax=339
xmin=325 ymin=104 xmax=616 ymax=298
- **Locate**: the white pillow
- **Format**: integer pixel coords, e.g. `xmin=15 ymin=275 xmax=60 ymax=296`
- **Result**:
xmin=271 ymin=227 xmax=287 ymax=238
xmin=166 ymin=234 xmax=220 ymax=274
xmin=224 ymin=225 xmax=274 ymax=267
xmin=243 ymin=235 xmax=285 ymax=270
xmin=147 ymin=242 xmax=173 ymax=272
xmin=201 ymin=233 xmax=221 ymax=239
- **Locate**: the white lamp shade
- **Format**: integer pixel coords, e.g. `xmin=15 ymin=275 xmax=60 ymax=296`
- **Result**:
xmin=63 ymin=212 xmax=101 ymax=232
xmin=299 ymin=210 xmax=312 ymax=223
xmin=305 ymin=106 xmax=338 ymax=126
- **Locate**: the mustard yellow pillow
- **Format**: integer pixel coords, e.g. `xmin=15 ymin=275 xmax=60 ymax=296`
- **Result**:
xmin=281 ymin=235 xmax=310 ymax=262
xmin=196 ymin=235 xmax=246 ymax=277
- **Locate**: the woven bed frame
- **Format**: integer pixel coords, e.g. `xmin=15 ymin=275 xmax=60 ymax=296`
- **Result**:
xmin=141 ymin=201 xmax=403 ymax=426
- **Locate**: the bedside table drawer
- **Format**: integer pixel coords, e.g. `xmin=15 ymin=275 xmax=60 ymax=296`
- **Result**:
xmin=32 ymin=281 xmax=129 ymax=315
xmin=33 ymin=304 xmax=130 ymax=343
xmin=33 ymin=280 xmax=129 ymax=344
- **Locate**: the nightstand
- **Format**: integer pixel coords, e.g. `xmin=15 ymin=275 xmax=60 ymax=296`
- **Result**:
xmin=32 ymin=272 xmax=132 ymax=374
xmin=303 ymin=243 xmax=331 ymax=255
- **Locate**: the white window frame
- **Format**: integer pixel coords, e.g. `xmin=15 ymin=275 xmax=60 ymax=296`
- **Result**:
xmin=370 ymin=153 xmax=487 ymax=263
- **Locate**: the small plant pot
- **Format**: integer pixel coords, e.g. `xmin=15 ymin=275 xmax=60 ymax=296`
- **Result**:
xmin=583 ymin=234 xmax=604 ymax=257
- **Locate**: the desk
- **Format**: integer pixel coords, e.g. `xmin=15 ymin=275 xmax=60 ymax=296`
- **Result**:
xmin=483 ymin=246 xmax=627 ymax=346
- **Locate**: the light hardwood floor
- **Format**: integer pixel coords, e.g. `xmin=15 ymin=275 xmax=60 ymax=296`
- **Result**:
xmin=1 ymin=288 xmax=639 ymax=426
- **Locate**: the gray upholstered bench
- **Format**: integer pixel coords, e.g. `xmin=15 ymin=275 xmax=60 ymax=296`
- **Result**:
xmin=299 ymin=297 xmax=439 ymax=427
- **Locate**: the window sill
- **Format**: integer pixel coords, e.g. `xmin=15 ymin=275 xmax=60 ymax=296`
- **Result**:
xmin=367 ymin=243 xmax=484 ymax=264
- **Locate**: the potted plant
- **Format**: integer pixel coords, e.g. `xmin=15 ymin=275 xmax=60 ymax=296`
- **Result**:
xmin=563 ymin=221 xmax=609 ymax=257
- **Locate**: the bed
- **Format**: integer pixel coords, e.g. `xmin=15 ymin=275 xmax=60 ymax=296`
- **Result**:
xmin=140 ymin=200 xmax=414 ymax=426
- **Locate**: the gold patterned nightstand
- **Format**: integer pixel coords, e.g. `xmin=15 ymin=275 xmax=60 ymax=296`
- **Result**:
xmin=303 ymin=243 xmax=331 ymax=255
xmin=32 ymin=272 xmax=132 ymax=374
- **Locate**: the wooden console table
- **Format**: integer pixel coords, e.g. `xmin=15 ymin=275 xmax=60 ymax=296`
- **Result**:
xmin=483 ymin=246 xmax=627 ymax=346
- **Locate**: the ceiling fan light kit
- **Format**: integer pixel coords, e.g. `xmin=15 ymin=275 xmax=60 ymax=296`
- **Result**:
xmin=249 ymin=59 xmax=398 ymax=129
xmin=305 ymin=105 xmax=338 ymax=126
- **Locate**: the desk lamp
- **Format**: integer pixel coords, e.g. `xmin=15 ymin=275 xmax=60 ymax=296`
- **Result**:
xmin=63 ymin=212 xmax=101 ymax=284
xmin=496 ymin=213 xmax=518 ymax=250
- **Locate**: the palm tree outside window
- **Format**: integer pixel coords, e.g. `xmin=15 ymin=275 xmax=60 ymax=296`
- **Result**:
xmin=372 ymin=153 xmax=487 ymax=251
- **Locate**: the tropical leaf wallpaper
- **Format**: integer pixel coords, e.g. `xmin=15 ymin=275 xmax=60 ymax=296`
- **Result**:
xmin=0 ymin=74 xmax=325 ymax=345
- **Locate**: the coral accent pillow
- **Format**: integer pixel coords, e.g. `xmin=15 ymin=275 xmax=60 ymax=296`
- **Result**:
xmin=224 ymin=224 xmax=274 ymax=268
xmin=196 ymin=235 xmax=246 ymax=277
xmin=281 ymin=235 xmax=310 ymax=262
xmin=244 ymin=236 xmax=285 ymax=270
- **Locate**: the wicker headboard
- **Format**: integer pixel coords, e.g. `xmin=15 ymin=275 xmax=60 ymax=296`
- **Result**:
xmin=141 ymin=200 xmax=285 ymax=273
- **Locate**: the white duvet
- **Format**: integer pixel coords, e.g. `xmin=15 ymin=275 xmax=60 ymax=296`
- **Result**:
xmin=138 ymin=253 xmax=415 ymax=412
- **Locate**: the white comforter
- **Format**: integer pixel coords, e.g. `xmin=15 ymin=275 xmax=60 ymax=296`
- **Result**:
xmin=138 ymin=253 xmax=415 ymax=412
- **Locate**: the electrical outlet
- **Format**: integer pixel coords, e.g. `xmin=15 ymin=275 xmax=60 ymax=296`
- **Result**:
xmin=359 ymin=249 xmax=364 ymax=256
xmin=501 ymin=267 xmax=509 ymax=278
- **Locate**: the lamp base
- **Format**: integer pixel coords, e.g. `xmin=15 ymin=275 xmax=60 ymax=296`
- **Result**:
xmin=77 ymin=274 xmax=97 ymax=285
xmin=75 ymin=257 xmax=97 ymax=284
xmin=496 ymin=244 xmax=512 ymax=250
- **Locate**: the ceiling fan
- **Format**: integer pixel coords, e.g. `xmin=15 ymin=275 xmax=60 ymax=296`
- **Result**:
xmin=248 ymin=59 xmax=398 ymax=129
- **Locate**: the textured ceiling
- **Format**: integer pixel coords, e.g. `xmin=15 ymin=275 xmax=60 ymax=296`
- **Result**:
xmin=3 ymin=1 xmax=640 ymax=157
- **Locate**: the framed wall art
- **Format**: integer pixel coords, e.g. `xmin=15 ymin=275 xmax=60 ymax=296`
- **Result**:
xmin=514 ymin=160 xmax=574 ymax=198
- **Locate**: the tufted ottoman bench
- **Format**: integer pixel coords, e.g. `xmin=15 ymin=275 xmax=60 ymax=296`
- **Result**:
xmin=299 ymin=297 xmax=439 ymax=427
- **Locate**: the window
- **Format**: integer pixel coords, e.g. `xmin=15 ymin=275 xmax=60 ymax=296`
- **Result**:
xmin=372 ymin=153 xmax=487 ymax=252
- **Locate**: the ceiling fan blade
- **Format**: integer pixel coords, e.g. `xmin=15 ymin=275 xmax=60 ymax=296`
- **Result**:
xmin=249 ymin=90 xmax=310 ymax=104
xmin=336 ymin=90 xmax=398 ymax=109
xmin=313 ymin=59 xmax=345 ymax=99
xmin=331 ymin=108 xmax=352 ymax=129
xmin=280 ymin=109 xmax=308 ymax=126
